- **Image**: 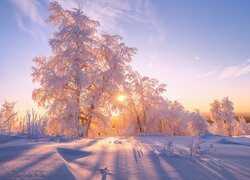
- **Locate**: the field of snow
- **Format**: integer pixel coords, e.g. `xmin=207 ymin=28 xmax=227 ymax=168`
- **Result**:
xmin=0 ymin=134 xmax=250 ymax=180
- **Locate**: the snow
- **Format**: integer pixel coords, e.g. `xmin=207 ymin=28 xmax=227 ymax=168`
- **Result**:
xmin=0 ymin=135 xmax=250 ymax=179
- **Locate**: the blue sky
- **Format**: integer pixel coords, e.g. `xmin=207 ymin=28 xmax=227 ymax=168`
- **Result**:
xmin=0 ymin=0 xmax=250 ymax=114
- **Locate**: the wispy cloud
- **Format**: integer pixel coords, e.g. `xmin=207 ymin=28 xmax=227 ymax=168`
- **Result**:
xmin=204 ymin=65 xmax=222 ymax=77
xmin=10 ymin=0 xmax=166 ymax=43
xmin=53 ymin=0 xmax=166 ymax=42
xmin=53 ymin=0 xmax=144 ymax=31
xmin=221 ymin=60 xmax=250 ymax=79
xmin=10 ymin=0 xmax=44 ymax=25
xmin=10 ymin=0 xmax=47 ymax=40
xmin=15 ymin=13 xmax=46 ymax=41
xmin=194 ymin=65 xmax=222 ymax=79
xmin=144 ymin=0 xmax=166 ymax=45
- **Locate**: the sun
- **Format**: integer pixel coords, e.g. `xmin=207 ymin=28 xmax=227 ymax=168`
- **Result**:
xmin=117 ymin=94 xmax=126 ymax=102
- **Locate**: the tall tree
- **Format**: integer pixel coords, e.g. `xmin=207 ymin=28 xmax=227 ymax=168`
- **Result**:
xmin=32 ymin=2 xmax=135 ymax=137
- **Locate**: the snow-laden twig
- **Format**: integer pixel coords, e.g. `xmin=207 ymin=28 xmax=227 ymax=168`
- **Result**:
xmin=160 ymin=141 xmax=175 ymax=155
xmin=189 ymin=135 xmax=204 ymax=157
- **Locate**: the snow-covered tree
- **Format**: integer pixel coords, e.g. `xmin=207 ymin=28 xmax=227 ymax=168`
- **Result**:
xmin=238 ymin=116 xmax=249 ymax=135
xmin=32 ymin=2 xmax=135 ymax=137
xmin=163 ymin=101 xmax=189 ymax=136
xmin=210 ymin=100 xmax=222 ymax=122
xmin=0 ymin=101 xmax=18 ymax=140
xmin=189 ymin=110 xmax=207 ymax=136
xmin=209 ymin=99 xmax=226 ymax=135
xmin=123 ymin=70 xmax=167 ymax=134
xmin=31 ymin=2 xmax=220 ymax=138
xmin=83 ymin=34 xmax=136 ymax=137
xmin=230 ymin=118 xmax=243 ymax=136
xmin=32 ymin=2 xmax=100 ymax=137
xmin=209 ymin=97 xmax=243 ymax=136
xmin=220 ymin=97 xmax=235 ymax=136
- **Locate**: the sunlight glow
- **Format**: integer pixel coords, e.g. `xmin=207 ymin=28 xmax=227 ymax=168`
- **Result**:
xmin=117 ymin=95 xmax=126 ymax=102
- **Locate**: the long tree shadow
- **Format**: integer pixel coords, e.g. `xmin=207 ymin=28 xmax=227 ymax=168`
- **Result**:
xmin=0 ymin=139 xmax=102 ymax=180
xmin=197 ymin=156 xmax=250 ymax=179
xmin=147 ymin=152 xmax=172 ymax=180
xmin=113 ymin=146 xmax=131 ymax=180
xmin=0 ymin=143 xmax=38 ymax=164
xmin=67 ymin=145 xmax=107 ymax=179
xmin=218 ymin=138 xmax=250 ymax=146
xmin=0 ymin=152 xmax=53 ymax=179
xmin=85 ymin=145 xmax=107 ymax=179
xmin=111 ymin=138 xmax=156 ymax=180
xmin=159 ymin=154 xmax=237 ymax=180
xmin=0 ymin=142 xmax=82 ymax=179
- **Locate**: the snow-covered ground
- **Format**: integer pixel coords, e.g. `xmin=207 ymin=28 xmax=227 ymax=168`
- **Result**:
xmin=0 ymin=134 xmax=250 ymax=180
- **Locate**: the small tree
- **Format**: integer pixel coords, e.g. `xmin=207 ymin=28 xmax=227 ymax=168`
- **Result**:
xmin=164 ymin=101 xmax=189 ymax=136
xmin=0 ymin=101 xmax=18 ymax=140
xmin=209 ymin=97 xmax=240 ymax=136
xmin=189 ymin=110 xmax=207 ymax=136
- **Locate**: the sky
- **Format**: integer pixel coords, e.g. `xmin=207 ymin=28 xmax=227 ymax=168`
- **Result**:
xmin=0 ymin=0 xmax=250 ymax=114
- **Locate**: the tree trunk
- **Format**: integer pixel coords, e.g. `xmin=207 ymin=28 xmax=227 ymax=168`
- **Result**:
xmin=137 ymin=116 xmax=142 ymax=134
xmin=85 ymin=115 xmax=92 ymax=137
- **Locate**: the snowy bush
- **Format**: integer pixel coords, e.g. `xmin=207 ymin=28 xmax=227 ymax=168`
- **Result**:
xmin=22 ymin=109 xmax=47 ymax=140
xmin=166 ymin=141 xmax=175 ymax=153
xmin=160 ymin=141 xmax=175 ymax=155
